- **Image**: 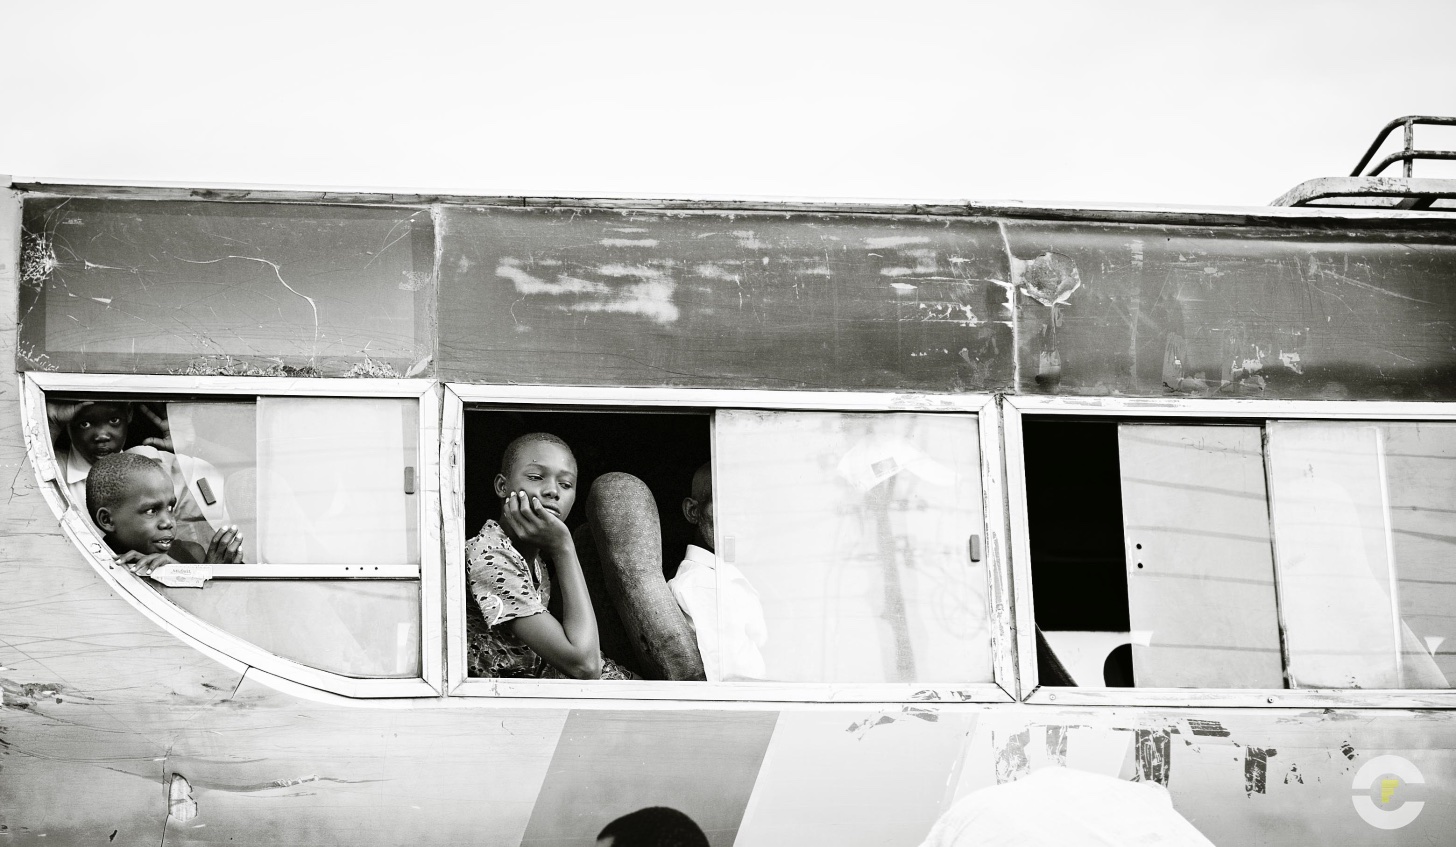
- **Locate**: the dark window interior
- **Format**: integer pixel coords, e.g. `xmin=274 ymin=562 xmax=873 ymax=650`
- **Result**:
xmin=1023 ymin=417 xmax=1132 ymax=686
xmin=464 ymin=408 xmax=710 ymax=581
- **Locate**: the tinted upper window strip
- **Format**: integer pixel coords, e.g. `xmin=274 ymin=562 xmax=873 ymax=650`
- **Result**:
xmin=18 ymin=198 xmax=435 ymax=378
xmin=436 ymin=207 xmax=1015 ymax=393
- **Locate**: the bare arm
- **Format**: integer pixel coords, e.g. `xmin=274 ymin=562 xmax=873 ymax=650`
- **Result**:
xmin=499 ymin=492 xmax=602 ymax=679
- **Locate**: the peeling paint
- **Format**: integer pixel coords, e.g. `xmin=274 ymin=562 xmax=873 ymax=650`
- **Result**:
xmin=600 ymin=238 xmax=660 ymax=248
xmin=1187 ymin=720 xmax=1232 ymax=738
xmin=168 ymin=773 xmax=198 ymax=823
xmin=1132 ymin=729 xmax=1171 ymax=786
xmin=496 ymin=258 xmax=680 ymax=323
xmin=845 ymin=714 xmax=897 ymax=739
xmin=691 ymin=263 xmax=741 ymax=281
xmin=864 ymin=235 xmax=932 ymax=249
xmin=1045 ymin=725 xmax=1068 ymax=766
xmin=994 ymin=728 xmax=1031 ymax=784
xmin=1341 ymin=741 xmax=1357 ymax=761
xmin=1244 ymin=747 xmax=1276 ymax=796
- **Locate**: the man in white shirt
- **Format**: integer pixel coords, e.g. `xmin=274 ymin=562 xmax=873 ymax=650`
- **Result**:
xmin=667 ymin=463 xmax=767 ymax=682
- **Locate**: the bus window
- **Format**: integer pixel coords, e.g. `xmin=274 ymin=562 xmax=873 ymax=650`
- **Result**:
xmin=1268 ymin=421 xmax=1456 ymax=689
xmin=715 ymin=410 xmax=991 ymax=684
xmin=46 ymin=393 xmax=424 ymax=679
xmin=462 ymin=408 xmax=710 ymax=681
xmin=458 ymin=405 xmax=994 ymax=688
xmin=1026 ymin=416 xmax=1455 ymax=691
xmin=1116 ymin=424 xmax=1282 ymax=689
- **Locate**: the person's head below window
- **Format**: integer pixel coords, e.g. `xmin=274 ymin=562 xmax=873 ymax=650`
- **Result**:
xmin=596 ymin=806 xmax=708 ymax=847
xmin=681 ymin=463 xmax=713 ymax=553
xmin=86 ymin=452 xmax=176 ymax=557
xmin=62 ymin=401 xmax=133 ymax=463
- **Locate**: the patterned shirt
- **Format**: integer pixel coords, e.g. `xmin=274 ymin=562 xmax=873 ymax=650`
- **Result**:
xmin=464 ymin=519 xmax=636 ymax=680
xmin=466 ymin=520 xmax=552 ymax=678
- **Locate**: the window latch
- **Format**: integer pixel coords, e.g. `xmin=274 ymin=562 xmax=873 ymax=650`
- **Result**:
xmin=404 ymin=466 xmax=416 ymax=495
xmin=968 ymin=533 xmax=983 ymax=563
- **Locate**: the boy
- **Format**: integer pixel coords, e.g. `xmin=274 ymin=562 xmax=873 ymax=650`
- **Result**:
xmin=666 ymin=463 xmax=767 ymax=682
xmin=52 ymin=400 xmax=230 ymax=553
xmin=86 ymin=453 xmax=243 ymax=576
xmin=467 ymin=433 xmax=635 ymax=680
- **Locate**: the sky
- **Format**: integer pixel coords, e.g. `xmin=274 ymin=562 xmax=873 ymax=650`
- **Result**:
xmin=3 ymin=0 xmax=1454 ymax=208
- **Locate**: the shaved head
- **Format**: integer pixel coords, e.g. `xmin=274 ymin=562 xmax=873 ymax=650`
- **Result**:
xmin=500 ymin=432 xmax=574 ymax=478
xmin=690 ymin=462 xmax=712 ymax=505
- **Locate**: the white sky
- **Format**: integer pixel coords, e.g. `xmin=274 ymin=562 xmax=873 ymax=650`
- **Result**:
xmin=3 ymin=0 xmax=1454 ymax=207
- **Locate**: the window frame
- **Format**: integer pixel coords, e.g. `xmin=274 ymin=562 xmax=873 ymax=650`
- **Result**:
xmin=443 ymin=384 xmax=1015 ymax=703
xmin=21 ymin=371 xmax=443 ymax=699
xmin=1004 ymin=395 xmax=1456 ymax=709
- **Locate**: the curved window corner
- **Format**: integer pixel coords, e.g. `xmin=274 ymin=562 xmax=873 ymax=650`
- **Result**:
xmin=22 ymin=372 xmax=442 ymax=700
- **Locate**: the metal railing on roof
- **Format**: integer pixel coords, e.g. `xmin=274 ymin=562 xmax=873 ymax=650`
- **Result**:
xmin=1351 ymin=115 xmax=1456 ymax=178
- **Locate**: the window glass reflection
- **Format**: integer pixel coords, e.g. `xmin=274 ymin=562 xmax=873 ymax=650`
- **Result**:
xmin=257 ymin=397 xmax=419 ymax=565
xmin=1268 ymin=422 xmax=1453 ymax=689
xmin=161 ymin=580 xmax=421 ymax=677
xmin=715 ymin=411 xmax=990 ymax=684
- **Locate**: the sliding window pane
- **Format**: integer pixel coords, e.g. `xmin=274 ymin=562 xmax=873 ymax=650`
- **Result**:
xmin=163 ymin=402 xmax=258 ymax=562
xmin=256 ymin=397 xmax=419 ymax=565
xmin=1268 ymin=422 xmax=1450 ymax=689
xmin=714 ymin=411 xmax=989 ymax=684
xmin=1117 ymin=425 xmax=1283 ymax=688
xmin=1382 ymin=423 xmax=1456 ymax=684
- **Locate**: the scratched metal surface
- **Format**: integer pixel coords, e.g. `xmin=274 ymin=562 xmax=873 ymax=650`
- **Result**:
xmin=1005 ymin=220 xmax=1456 ymax=399
xmin=16 ymin=198 xmax=435 ymax=377
xmin=436 ymin=206 xmax=1015 ymax=392
xmin=8 ymin=192 xmax=1456 ymax=845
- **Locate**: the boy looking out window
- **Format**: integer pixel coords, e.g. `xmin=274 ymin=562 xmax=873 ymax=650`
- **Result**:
xmin=86 ymin=453 xmax=243 ymax=576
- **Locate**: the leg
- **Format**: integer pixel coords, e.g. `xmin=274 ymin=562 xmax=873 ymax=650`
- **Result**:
xmin=586 ymin=473 xmax=705 ymax=681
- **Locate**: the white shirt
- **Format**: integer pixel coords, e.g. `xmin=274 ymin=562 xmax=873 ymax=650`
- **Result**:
xmin=668 ymin=544 xmax=768 ymax=682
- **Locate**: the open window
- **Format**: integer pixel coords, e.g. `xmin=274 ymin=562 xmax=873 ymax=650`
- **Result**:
xmin=23 ymin=374 xmax=440 ymax=698
xmin=443 ymin=387 xmax=1008 ymax=701
xmin=1011 ymin=400 xmax=1456 ymax=702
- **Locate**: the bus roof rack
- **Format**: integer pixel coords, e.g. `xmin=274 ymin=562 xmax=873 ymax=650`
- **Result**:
xmin=1271 ymin=115 xmax=1456 ymax=210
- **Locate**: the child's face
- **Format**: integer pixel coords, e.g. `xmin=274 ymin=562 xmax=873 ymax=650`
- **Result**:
xmin=69 ymin=403 xmax=129 ymax=464
xmin=99 ymin=467 xmax=177 ymax=555
xmin=495 ymin=441 xmax=578 ymax=521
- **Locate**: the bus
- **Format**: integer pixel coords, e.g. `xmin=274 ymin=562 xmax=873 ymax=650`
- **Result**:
xmin=3 ymin=117 xmax=1455 ymax=845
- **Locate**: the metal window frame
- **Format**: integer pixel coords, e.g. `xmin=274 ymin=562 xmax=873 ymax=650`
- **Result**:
xmin=443 ymin=383 xmax=1015 ymax=703
xmin=21 ymin=372 xmax=443 ymax=698
xmin=1004 ymin=395 xmax=1456 ymax=709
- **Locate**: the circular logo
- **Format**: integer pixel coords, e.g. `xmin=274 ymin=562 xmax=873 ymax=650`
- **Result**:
xmin=1350 ymin=755 xmax=1425 ymax=830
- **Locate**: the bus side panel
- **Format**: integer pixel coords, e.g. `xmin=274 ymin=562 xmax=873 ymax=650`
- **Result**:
xmin=1005 ymin=221 xmax=1456 ymax=399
